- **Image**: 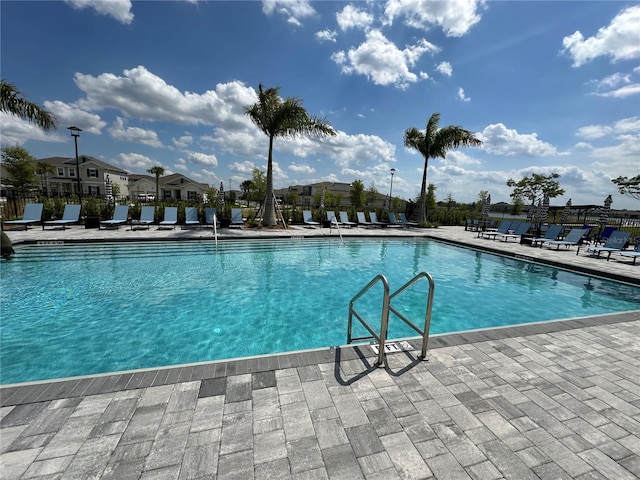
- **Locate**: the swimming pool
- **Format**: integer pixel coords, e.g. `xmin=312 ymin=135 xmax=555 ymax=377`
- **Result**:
xmin=1 ymin=238 xmax=639 ymax=384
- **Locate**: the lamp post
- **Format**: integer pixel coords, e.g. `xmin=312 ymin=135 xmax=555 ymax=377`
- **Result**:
xmin=388 ymin=168 xmax=396 ymax=210
xmin=68 ymin=126 xmax=82 ymax=199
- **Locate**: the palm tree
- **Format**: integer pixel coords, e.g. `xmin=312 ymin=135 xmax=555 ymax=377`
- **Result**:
xmin=35 ymin=161 xmax=56 ymax=196
xmin=404 ymin=112 xmax=482 ymax=225
xmin=244 ymin=84 xmax=336 ymax=226
xmin=147 ymin=166 xmax=165 ymax=204
xmin=1 ymin=80 xmax=57 ymax=131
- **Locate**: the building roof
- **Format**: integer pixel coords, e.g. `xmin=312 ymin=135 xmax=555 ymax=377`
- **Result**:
xmin=37 ymin=156 xmax=128 ymax=175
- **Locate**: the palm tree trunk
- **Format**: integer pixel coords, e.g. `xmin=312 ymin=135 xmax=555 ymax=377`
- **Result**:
xmin=155 ymin=175 xmax=160 ymax=204
xmin=263 ymin=135 xmax=276 ymax=226
xmin=416 ymin=158 xmax=429 ymax=225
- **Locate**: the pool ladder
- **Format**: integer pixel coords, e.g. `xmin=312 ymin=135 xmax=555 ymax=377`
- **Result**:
xmin=347 ymin=272 xmax=435 ymax=367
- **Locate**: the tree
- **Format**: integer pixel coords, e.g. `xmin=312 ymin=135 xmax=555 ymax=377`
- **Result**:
xmin=506 ymin=173 xmax=565 ymax=211
xmin=612 ymin=175 xmax=640 ymax=201
xmin=1 ymin=80 xmax=57 ymax=131
xmin=509 ymin=196 xmax=525 ymax=216
xmin=244 ymin=84 xmax=335 ymax=226
xmin=426 ymin=183 xmax=437 ymax=220
xmin=365 ymin=183 xmax=378 ymax=206
xmin=35 ymin=161 xmax=56 ymax=196
xmin=240 ymin=180 xmax=253 ymax=204
xmin=350 ymin=180 xmax=365 ymax=209
xmin=1 ymin=145 xmax=38 ymax=197
xmin=251 ymin=168 xmax=266 ymax=207
xmin=477 ymin=190 xmax=489 ymax=213
xmin=404 ymin=112 xmax=482 ymax=225
xmin=147 ymin=166 xmax=165 ymax=203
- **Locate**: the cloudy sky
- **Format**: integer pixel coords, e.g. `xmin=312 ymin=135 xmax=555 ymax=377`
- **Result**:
xmin=1 ymin=0 xmax=639 ymax=209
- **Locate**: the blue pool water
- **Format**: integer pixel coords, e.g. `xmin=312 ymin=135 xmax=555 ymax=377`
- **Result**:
xmin=1 ymin=238 xmax=639 ymax=384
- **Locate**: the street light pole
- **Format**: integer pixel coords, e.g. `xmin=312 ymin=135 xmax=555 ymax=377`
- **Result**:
xmin=388 ymin=168 xmax=396 ymax=210
xmin=68 ymin=126 xmax=82 ymax=199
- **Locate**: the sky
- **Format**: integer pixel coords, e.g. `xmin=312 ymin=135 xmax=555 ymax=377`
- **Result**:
xmin=1 ymin=0 xmax=639 ymax=210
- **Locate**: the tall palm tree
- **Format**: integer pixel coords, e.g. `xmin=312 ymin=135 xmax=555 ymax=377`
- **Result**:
xmin=244 ymin=84 xmax=336 ymax=226
xmin=147 ymin=166 xmax=165 ymax=204
xmin=35 ymin=161 xmax=56 ymax=196
xmin=1 ymin=80 xmax=57 ymax=131
xmin=404 ymin=112 xmax=482 ymax=225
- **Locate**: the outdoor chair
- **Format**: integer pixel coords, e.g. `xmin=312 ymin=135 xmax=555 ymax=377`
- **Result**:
xmin=158 ymin=207 xmax=177 ymax=229
xmin=303 ymin=210 xmax=319 ymax=227
xmin=540 ymin=228 xmax=588 ymax=250
xmin=578 ymin=230 xmax=631 ymax=260
xmin=42 ymin=204 xmax=81 ymax=230
xmin=530 ymin=224 xmax=563 ymax=247
xmin=99 ymin=205 xmax=129 ymax=230
xmin=184 ymin=207 xmax=201 ymax=228
xmin=3 ymin=203 xmax=43 ymax=230
xmin=339 ymin=211 xmax=357 ymax=228
xmin=618 ymin=242 xmax=640 ymax=265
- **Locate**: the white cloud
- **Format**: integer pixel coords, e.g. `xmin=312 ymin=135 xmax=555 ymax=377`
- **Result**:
xmin=114 ymin=152 xmax=156 ymax=171
xmin=43 ymin=100 xmax=106 ymax=135
xmin=261 ymin=0 xmax=315 ymax=26
xmin=65 ymin=0 xmax=133 ymax=24
xmin=594 ymin=84 xmax=640 ymax=98
xmin=229 ymin=161 xmax=256 ymax=174
xmin=562 ymin=5 xmax=640 ymax=67
xmin=0 ymin=112 xmax=64 ymax=146
xmin=478 ymin=123 xmax=559 ymax=156
xmin=74 ymin=66 xmax=256 ymax=129
xmin=172 ymin=135 xmax=193 ymax=148
xmin=336 ymin=5 xmax=374 ymax=31
xmin=331 ymin=29 xmax=439 ymax=89
xmin=576 ymin=125 xmax=611 ymax=140
xmin=315 ymin=29 xmax=337 ymax=43
xmin=289 ymin=163 xmax=316 ymax=174
xmin=436 ymin=61 xmax=452 ymax=77
xmin=182 ymin=151 xmax=218 ymax=167
xmin=384 ymin=0 xmax=484 ymax=37
xmin=457 ymin=87 xmax=470 ymax=102
xmin=109 ymin=117 xmax=163 ymax=147
xmin=576 ymin=117 xmax=640 ymax=140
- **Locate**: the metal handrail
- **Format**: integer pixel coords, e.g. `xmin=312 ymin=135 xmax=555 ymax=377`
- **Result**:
xmin=330 ymin=215 xmax=344 ymax=243
xmin=347 ymin=274 xmax=390 ymax=366
xmin=388 ymin=272 xmax=435 ymax=359
xmin=212 ymin=213 xmax=218 ymax=247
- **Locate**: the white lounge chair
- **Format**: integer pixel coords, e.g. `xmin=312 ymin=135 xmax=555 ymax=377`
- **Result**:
xmin=356 ymin=212 xmax=373 ymax=227
xmin=339 ymin=211 xmax=357 ymax=228
xmin=205 ymin=207 xmax=218 ymax=228
xmin=184 ymin=207 xmax=200 ymax=228
xmin=42 ymin=204 xmax=81 ymax=230
xmin=540 ymin=228 xmax=588 ymax=250
xmin=99 ymin=205 xmax=129 ymax=230
xmin=303 ymin=210 xmax=319 ymax=227
xmin=131 ymin=205 xmax=155 ymax=230
xmin=3 ymin=203 xmax=43 ymax=230
xmin=159 ymin=206 xmax=177 ymax=229
xmin=368 ymin=212 xmax=388 ymax=227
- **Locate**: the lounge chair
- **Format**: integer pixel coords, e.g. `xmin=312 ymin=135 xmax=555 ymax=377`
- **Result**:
xmin=356 ymin=212 xmax=373 ymax=227
xmin=339 ymin=211 xmax=357 ymax=228
xmin=481 ymin=220 xmax=512 ymax=239
xmin=303 ymin=210 xmax=319 ymax=227
xmin=42 ymin=204 xmax=81 ymax=230
xmin=388 ymin=213 xmax=403 ymax=228
xmin=159 ymin=206 xmax=177 ymax=229
xmin=326 ymin=211 xmax=340 ymax=226
xmin=618 ymin=242 xmax=640 ymax=265
xmin=497 ymin=222 xmax=531 ymax=242
xmin=99 ymin=205 xmax=129 ymax=230
xmin=530 ymin=224 xmax=563 ymax=247
xmin=131 ymin=205 xmax=155 ymax=230
xmin=368 ymin=212 xmax=388 ymax=227
xmin=399 ymin=213 xmax=418 ymax=228
xmin=184 ymin=207 xmax=200 ymax=228
xmin=3 ymin=203 xmax=43 ymax=230
xmin=579 ymin=230 xmax=631 ymax=260
xmin=230 ymin=208 xmax=244 ymax=228
xmin=540 ymin=228 xmax=588 ymax=250
xmin=593 ymin=226 xmax=617 ymax=245
xmin=205 ymin=207 xmax=218 ymax=228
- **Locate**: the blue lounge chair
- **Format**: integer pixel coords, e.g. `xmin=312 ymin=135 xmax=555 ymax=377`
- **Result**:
xmin=230 ymin=208 xmax=244 ymax=228
xmin=618 ymin=242 xmax=640 ymax=265
xmin=303 ymin=210 xmax=319 ymax=227
xmin=368 ymin=212 xmax=388 ymax=227
xmin=399 ymin=213 xmax=418 ymax=228
xmin=388 ymin=213 xmax=403 ymax=228
xmin=131 ymin=205 xmax=155 ymax=230
xmin=99 ymin=205 xmax=129 ymax=230
xmin=3 ymin=203 xmax=43 ymax=230
xmin=481 ymin=220 xmax=512 ymax=239
xmin=159 ymin=206 xmax=177 ymax=229
xmin=594 ymin=226 xmax=617 ymax=245
xmin=580 ymin=230 xmax=631 ymax=260
xmin=205 ymin=207 xmax=218 ymax=228
xmin=184 ymin=207 xmax=200 ymax=228
xmin=326 ymin=211 xmax=340 ymax=226
xmin=42 ymin=204 xmax=81 ymax=230
xmin=541 ymin=228 xmax=588 ymax=250
xmin=339 ymin=211 xmax=357 ymax=228
xmin=497 ymin=222 xmax=531 ymax=242
xmin=356 ymin=212 xmax=373 ymax=227
xmin=530 ymin=224 xmax=563 ymax=247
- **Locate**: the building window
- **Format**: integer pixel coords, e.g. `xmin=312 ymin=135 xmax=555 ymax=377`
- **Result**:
xmin=68 ymin=168 xmax=76 ymax=178
xmin=88 ymin=186 xmax=100 ymax=196
xmin=187 ymin=191 xmax=198 ymax=200
xmin=87 ymin=168 xmax=98 ymax=178
xmin=57 ymin=167 xmax=65 ymax=177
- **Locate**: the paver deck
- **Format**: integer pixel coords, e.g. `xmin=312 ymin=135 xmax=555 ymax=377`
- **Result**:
xmin=1 ymin=225 xmax=639 ymax=479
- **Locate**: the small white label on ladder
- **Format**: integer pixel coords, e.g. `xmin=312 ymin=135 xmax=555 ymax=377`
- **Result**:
xmin=370 ymin=341 xmax=414 ymax=354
